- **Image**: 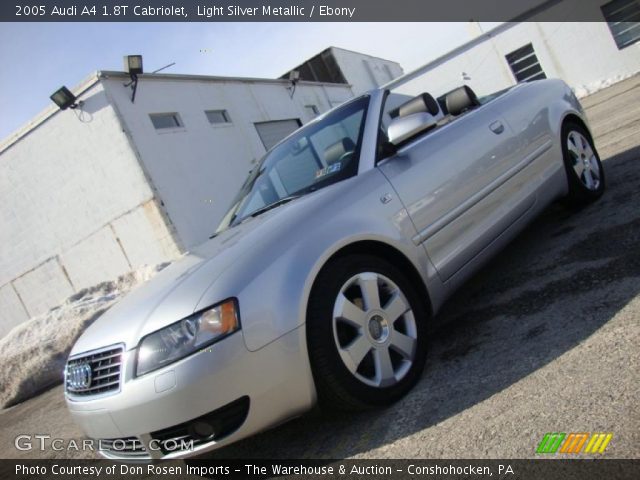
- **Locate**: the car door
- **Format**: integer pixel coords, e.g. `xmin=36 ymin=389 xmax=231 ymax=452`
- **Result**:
xmin=378 ymin=100 xmax=535 ymax=282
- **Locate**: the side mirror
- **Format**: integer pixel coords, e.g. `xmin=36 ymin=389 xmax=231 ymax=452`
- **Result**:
xmin=387 ymin=112 xmax=438 ymax=146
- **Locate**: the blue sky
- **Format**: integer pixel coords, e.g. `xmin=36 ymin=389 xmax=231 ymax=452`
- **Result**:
xmin=0 ymin=22 xmax=496 ymax=140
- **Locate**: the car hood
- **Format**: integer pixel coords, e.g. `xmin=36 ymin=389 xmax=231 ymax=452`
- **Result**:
xmin=70 ymin=202 xmax=293 ymax=355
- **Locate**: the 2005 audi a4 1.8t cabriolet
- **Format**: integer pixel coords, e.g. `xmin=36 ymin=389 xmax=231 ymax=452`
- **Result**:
xmin=64 ymin=79 xmax=604 ymax=460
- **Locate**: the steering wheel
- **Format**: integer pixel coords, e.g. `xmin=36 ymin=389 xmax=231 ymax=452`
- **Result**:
xmin=336 ymin=150 xmax=354 ymax=165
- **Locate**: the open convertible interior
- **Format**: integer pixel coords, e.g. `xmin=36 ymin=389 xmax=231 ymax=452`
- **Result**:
xmin=383 ymin=84 xmax=505 ymax=148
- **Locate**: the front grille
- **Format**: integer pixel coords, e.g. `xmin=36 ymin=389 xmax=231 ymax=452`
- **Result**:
xmin=100 ymin=436 xmax=148 ymax=459
xmin=65 ymin=345 xmax=123 ymax=397
xmin=151 ymin=396 xmax=250 ymax=454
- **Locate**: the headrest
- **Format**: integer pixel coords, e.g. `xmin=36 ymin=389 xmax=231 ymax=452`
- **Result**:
xmin=324 ymin=137 xmax=356 ymax=165
xmin=445 ymin=86 xmax=480 ymax=116
xmin=390 ymin=93 xmax=440 ymax=119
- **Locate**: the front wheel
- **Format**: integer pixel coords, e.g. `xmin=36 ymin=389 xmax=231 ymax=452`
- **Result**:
xmin=562 ymin=122 xmax=605 ymax=204
xmin=306 ymin=254 xmax=428 ymax=410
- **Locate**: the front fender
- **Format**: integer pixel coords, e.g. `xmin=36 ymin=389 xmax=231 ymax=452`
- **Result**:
xmin=195 ymin=168 xmax=434 ymax=353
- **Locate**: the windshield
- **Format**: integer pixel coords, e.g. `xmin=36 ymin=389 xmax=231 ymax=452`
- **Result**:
xmin=216 ymin=95 xmax=370 ymax=232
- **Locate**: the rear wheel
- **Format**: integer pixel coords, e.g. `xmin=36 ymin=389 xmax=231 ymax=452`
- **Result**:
xmin=562 ymin=123 xmax=605 ymax=204
xmin=306 ymin=254 xmax=428 ymax=410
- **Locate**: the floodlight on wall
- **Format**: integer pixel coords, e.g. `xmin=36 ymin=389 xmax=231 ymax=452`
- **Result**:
xmin=287 ymin=70 xmax=300 ymax=98
xmin=124 ymin=55 xmax=144 ymax=75
xmin=123 ymin=54 xmax=143 ymax=103
xmin=50 ymin=86 xmax=83 ymax=110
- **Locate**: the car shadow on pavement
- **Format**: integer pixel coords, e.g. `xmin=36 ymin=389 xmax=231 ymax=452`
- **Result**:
xmin=197 ymin=145 xmax=640 ymax=460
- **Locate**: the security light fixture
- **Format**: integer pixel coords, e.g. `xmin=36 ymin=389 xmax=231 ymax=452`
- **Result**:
xmin=287 ymin=70 xmax=300 ymax=98
xmin=50 ymin=86 xmax=82 ymax=110
xmin=288 ymin=70 xmax=300 ymax=83
xmin=124 ymin=55 xmax=144 ymax=75
xmin=123 ymin=55 xmax=143 ymax=103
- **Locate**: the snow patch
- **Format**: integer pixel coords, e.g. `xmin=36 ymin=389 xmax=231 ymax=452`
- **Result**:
xmin=0 ymin=263 xmax=170 ymax=409
xmin=573 ymin=72 xmax=638 ymax=99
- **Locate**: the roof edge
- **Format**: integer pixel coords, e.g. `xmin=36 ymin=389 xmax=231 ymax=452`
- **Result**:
xmin=98 ymin=70 xmax=351 ymax=89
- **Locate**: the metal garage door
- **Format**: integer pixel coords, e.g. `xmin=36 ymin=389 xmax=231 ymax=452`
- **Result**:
xmin=254 ymin=119 xmax=302 ymax=151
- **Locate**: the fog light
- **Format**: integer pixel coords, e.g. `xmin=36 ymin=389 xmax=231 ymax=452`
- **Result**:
xmin=189 ymin=421 xmax=216 ymax=440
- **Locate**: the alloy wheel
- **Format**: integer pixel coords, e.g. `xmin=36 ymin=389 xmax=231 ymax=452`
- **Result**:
xmin=332 ymin=272 xmax=417 ymax=388
xmin=567 ymin=130 xmax=601 ymax=191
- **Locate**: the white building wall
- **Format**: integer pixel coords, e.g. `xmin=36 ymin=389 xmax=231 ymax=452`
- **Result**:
xmin=392 ymin=39 xmax=513 ymax=100
xmin=0 ymin=283 xmax=30 ymax=338
xmin=331 ymin=47 xmax=404 ymax=94
xmin=12 ymin=258 xmax=75 ymax=318
xmin=60 ymin=226 xmax=131 ymax=288
xmin=529 ymin=22 xmax=640 ymax=91
xmin=392 ymin=19 xmax=640 ymax=101
xmin=110 ymin=202 xmax=182 ymax=268
xmin=104 ymin=74 xmax=354 ymax=248
xmin=0 ymin=79 xmax=181 ymax=336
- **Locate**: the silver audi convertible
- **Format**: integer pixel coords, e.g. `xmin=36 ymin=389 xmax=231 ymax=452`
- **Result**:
xmin=65 ymin=79 xmax=604 ymax=460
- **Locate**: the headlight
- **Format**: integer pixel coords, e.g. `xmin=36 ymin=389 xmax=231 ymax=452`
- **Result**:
xmin=136 ymin=299 xmax=240 ymax=376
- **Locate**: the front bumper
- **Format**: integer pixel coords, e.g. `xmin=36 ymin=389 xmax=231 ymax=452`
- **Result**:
xmin=65 ymin=326 xmax=315 ymax=460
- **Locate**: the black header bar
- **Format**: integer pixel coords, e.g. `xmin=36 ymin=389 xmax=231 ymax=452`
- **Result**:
xmin=3 ymin=0 xmax=612 ymax=22
xmin=2 ymin=459 xmax=640 ymax=480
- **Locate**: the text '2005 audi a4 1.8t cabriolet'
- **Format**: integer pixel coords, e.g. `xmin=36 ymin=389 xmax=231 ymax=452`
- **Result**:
xmin=64 ymin=79 xmax=604 ymax=460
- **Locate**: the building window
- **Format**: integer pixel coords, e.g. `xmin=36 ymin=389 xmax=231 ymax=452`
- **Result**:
xmin=205 ymin=109 xmax=232 ymax=124
xmin=505 ymin=44 xmax=547 ymax=83
xmin=149 ymin=113 xmax=183 ymax=130
xmin=601 ymin=0 xmax=640 ymax=49
xmin=305 ymin=105 xmax=320 ymax=117
xmin=254 ymin=119 xmax=302 ymax=151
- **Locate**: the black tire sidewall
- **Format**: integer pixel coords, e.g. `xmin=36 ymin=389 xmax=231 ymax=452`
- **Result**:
xmin=306 ymin=254 xmax=428 ymax=409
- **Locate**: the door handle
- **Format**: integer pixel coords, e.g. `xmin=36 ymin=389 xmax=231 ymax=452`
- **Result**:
xmin=490 ymin=121 xmax=505 ymax=134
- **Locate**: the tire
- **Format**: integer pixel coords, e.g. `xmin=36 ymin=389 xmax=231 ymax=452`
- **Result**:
xmin=562 ymin=122 xmax=605 ymax=205
xmin=306 ymin=254 xmax=428 ymax=410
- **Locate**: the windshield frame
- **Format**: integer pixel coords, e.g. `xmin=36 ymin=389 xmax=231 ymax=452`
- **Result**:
xmin=215 ymin=94 xmax=372 ymax=233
